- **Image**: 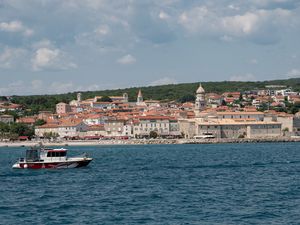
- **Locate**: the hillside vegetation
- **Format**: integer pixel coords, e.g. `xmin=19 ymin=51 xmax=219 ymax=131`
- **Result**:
xmin=7 ymin=78 xmax=300 ymax=113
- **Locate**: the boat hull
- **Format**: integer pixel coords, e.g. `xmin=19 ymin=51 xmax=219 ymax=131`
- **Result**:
xmin=12 ymin=158 xmax=92 ymax=169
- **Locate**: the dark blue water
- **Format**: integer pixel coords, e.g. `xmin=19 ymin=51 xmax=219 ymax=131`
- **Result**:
xmin=1 ymin=143 xmax=300 ymax=224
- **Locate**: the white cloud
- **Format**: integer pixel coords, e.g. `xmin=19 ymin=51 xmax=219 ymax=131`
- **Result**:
xmin=249 ymin=58 xmax=258 ymax=64
xmin=31 ymin=47 xmax=77 ymax=71
xmin=286 ymin=69 xmax=300 ymax=78
xmin=0 ymin=80 xmax=25 ymax=95
xmin=117 ymin=54 xmax=136 ymax=65
xmin=220 ymin=35 xmax=234 ymax=42
xmin=221 ymin=12 xmax=259 ymax=35
xmin=0 ymin=47 xmax=26 ymax=69
xmin=49 ymin=82 xmax=75 ymax=94
xmin=0 ymin=79 xmax=114 ymax=95
xmin=159 ymin=11 xmax=170 ymax=20
xmin=95 ymin=25 xmax=110 ymax=36
xmin=0 ymin=20 xmax=33 ymax=36
xmin=32 ymin=39 xmax=53 ymax=49
xmin=228 ymin=4 xmax=240 ymax=11
xmin=230 ymin=73 xmax=256 ymax=81
xmin=178 ymin=6 xmax=212 ymax=33
xmin=178 ymin=7 xmax=293 ymax=43
xmin=150 ymin=77 xmax=177 ymax=86
xmin=0 ymin=21 xmax=23 ymax=32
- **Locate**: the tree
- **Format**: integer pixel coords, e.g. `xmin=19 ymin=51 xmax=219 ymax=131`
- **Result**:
xmin=258 ymin=103 xmax=269 ymax=112
xmin=0 ymin=96 xmax=8 ymax=101
xmin=10 ymin=123 xmax=34 ymax=137
xmin=221 ymin=100 xmax=227 ymax=106
xmin=239 ymin=93 xmax=243 ymax=101
xmin=3 ymin=110 xmax=19 ymax=120
xmin=99 ymin=96 xmax=113 ymax=102
xmin=34 ymin=119 xmax=46 ymax=126
xmin=149 ymin=131 xmax=158 ymax=139
xmin=0 ymin=122 xmax=10 ymax=133
xmin=178 ymin=94 xmax=195 ymax=103
xmin=43 ymin=132 xmax=59 ymax=140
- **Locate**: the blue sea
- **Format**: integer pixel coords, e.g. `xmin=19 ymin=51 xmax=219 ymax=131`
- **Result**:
xmin=1 ymin=143 xmax=300 ymax=224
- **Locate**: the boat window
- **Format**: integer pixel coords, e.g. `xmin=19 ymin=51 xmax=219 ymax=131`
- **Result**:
xmin=47 ymin=151 xmax=66 ymax=157
xmin=26 ymin=149 xmax=39 ymax=161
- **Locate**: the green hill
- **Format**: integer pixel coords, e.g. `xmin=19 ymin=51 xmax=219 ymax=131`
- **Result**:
xmin=7 ymin=78 xmax=300 ymax=114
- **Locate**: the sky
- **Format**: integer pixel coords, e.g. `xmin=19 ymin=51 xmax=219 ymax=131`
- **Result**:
xmin=0 ymin=0 xmax=300 ymax=95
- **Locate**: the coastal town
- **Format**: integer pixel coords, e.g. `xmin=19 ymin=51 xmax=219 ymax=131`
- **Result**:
xmin=1 ymin=84 xmax=300 ymax=144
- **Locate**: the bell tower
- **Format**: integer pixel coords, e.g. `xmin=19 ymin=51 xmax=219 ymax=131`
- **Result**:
xmin=137 ymin=89 xmax=143 ymax=104
xmin=194 ymin=83 xmax=206 ymax=116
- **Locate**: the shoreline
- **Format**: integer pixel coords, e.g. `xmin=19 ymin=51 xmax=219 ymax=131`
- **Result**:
xmin=1 ymin=137 xmax=300 ymax=147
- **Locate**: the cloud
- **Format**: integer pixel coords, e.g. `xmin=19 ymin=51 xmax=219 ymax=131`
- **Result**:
xmin=178 ymin=6 xmax=294 ymax=44
xmin=0 ymin=80 xmax=25 ymax=95
xmin=0 ymin=79 xmax=116 ymax=95
xmin=178 ymin=6 xmax=213 ymax=33
xmin=249 ymin=58 xmax=258 ymax=64
xmin=117 ymin=54 xmax=136 ymax=65
xmin=31 ymin=47 xmax=77 ymax=71
xmin=49 ymin=81 xmax=75 ymax=94
xmin=230 ymin=73 xmax=256 ymax=81
xmin=159 ymin=11 xmax=170 ymax=20
xmin=0 ymin=20 xmax=33 ymax=36
xmin=286 ymin=69 xmax=300 ymax=78
xmin=0 ymin=47 xmax=26 ymax=69
xmin=150 ymin=77 xmax=177 ymax=86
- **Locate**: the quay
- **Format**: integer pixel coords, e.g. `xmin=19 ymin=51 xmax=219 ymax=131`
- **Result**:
xmin=1 ymin=137 xmax=300 ymax=147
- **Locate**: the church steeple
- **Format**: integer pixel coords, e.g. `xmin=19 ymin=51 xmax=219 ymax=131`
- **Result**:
xmin=196 ymin=83 xmax=205 ymax=94
xmin=195 ymin=83 xmax=206 ymax=116
xmin=137 ymin=89 xmax=143 ymax=104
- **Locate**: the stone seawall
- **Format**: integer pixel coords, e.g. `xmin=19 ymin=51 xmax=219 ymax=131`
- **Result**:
xmin=1 ymin=137 xmax=300 ymax=147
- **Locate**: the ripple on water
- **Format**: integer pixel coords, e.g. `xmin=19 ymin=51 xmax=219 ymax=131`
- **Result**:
xmin=0 ymin=143 xmax=300 ymax=224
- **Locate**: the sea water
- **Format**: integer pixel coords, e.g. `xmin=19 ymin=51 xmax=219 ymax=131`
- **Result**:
xmin=0 ymin=143 xmax=300 ymax=224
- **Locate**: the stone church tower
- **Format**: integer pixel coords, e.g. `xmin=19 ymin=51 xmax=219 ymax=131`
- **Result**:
xmin=194 ymin=83 xmax=206 ymax=116
xmin=137 ymin=89 xmax=143 ymax=104
xmin=136 ymin=89 xmax=145 ymax=105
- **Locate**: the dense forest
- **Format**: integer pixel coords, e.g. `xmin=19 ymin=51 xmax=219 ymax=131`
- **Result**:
xmin=6 ymin=78 xmax=300 ymax=113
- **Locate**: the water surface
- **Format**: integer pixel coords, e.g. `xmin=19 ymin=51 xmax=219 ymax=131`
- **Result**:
xmin=1 ymin=143 xmax=300 ymax=224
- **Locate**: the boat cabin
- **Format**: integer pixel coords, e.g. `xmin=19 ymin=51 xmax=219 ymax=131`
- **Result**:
xmin=40 ymin=148 xmax=68 ymax=160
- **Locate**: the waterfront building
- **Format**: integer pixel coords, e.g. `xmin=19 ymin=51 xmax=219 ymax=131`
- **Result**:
xmin=35 ymin=123 xmax=60 ymax=138
xmin=35 ymin=119 xmax=88 ymax=138
xmin=179 ymin=117 xmax=282 ymax=139
xmin=216 ymin=111 xmax=264 ymax=121
xmin=133 ymin=116 xmax=181 ymax=138
xmin=264 ymin=111 xmax=300 ymax=135
xmin=104 ymin=119 xmax=126 ymax=137
xmin=196 ymin=119 xmax=282 ymax=139
xmin=85 ymin=125 xmax=106 ymax=137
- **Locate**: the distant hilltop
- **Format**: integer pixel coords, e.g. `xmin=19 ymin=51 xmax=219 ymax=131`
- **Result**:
xmin=4 ymin=78 xmax=300 ymax=112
